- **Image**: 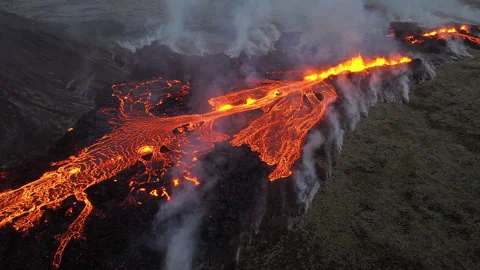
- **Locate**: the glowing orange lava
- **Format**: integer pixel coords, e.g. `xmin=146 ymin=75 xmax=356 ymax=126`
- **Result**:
xmin=161 ymin=187 xmax=171 ymax=201
xmin=404 ymin=35 xmax=424 ymax=44
xmin=304 ymin=56 xmax=411 ymax=81
xmin=402 ymin=25 xmax=480 ymax=45
xmin=0 ymin=55 xmax=412 ymax=268
xmin=422 ymin=27 xmax=458 ymax=37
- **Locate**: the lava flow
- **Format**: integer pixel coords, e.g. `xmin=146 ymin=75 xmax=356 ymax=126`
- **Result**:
xmin=402 ymin=25 xmax=480 ymax=45
xmin=0 ymin=54 xmax=412 ymax=268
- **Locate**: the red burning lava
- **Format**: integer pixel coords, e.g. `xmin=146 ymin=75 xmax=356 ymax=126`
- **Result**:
xmin=0 ymin=54 xmax=412 ymax=268
xmin=402 ymin=25 xmax=480 ymax=45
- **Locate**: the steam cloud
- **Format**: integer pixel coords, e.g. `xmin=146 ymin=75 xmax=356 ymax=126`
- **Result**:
xmin=366 ymin=0 xmax=480 ymax=25
xmin=154 ymin=172 xmax=209 ymax=270
xmin=117 ymin=0 xmax=479 ymax=56
xmin=119 ymin=0 xmax=391 ymax=57
xmin=2 ymin=0 xmax=478 ymax=55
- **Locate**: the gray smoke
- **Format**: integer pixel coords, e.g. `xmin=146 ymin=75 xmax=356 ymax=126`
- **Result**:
xmin=118 ymin=0 xmax=392 ymax=57
xmin=154 ymin=180 xmax=207 ymax=270
xmin=3 ymin=1 xmax=477 ymax=56
xmin=116 ymin=0 xmax=479 ymax=56
xmin=366 ymin=0 xmax=480 ymax=25
xmin=163 ymin=211 xmax=203 ymax=270
xmin=291 ymin=61 xmax=423 ymax=213
xmin=292 ymin=130 xmax=324 ymax=213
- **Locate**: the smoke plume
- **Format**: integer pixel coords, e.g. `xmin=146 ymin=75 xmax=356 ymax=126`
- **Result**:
xmin=153 ymin=172 xmax=209 ymax=270
xmin=118 ymin=0 xmax=392 ymax=57
xmin=117 ymin=0 xmax=479 ymax=57
xmin=366 ymin=0 xmax=480 ymax=25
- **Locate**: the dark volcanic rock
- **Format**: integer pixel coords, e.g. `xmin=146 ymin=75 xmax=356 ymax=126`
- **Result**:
xmin=0 ymin=11 xmax=133 ymax=168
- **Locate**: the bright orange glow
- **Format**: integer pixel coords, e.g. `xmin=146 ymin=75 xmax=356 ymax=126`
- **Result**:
xmin=245 ymin=98 xmax=256 ymax=105
xmin=218 ymin=104 xmax=233 ymax=111
xmin=407 ymin=25 xmax=480 ymax=45
xmin=404 ymin=35 xmax=424 ymax=44
xmin=160 ymin=187 xmax=171 ymax=201
xmin=52 ymin=198 xmax=92 ymax=269
xmin=303 ymin=56 xmax=412 ymax=81
xmin=423 ymin=27 xmax=457 ymax=37
xmin=0 ymin=56 xmax=412 ymax=268
xmin=138 ymin=146 xmax=153 ymax=155
xmin=68 ymin=167 xmax=81 ymax=175
xmin=13 ymin=209 xmax=45 ymax=232
xmin=184 ymin=174 xmax=200 ymax=186
xmin=67 ymin=128 xmax=74 ymax=132
xmin=423 ymin=30 xmax=437 ymax=37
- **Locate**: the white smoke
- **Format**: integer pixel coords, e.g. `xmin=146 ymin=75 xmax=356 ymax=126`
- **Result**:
xmin=117 ymin=0 xmax=391 ymax=57
xmin=292 ymin=64 xmax=416 ymax=212
xmin=153 ymin=145 xmax=220 ymax=270
xmin=2 ymin=0 xmax=478 ymax=56
xmin=292 ymin=130 xmax=324 ymax=213
xmin=446 ymin=38 xmax=473 ymax=58
xmin=163 ymin=212 xmax=203 ymax=270
xmin=366 ymin=0 xmax=480 ymax=26
xmin=154 ymin=184 xmax=204 ymax=270
xmin=116 ymin=0 xmax=479 ymax=57
xmin=227 ymin=0 xmax=279 ymax=56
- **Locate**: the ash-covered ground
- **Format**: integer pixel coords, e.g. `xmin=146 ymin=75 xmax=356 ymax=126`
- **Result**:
xmin=239 ymin=51 xmax=480 ymax=270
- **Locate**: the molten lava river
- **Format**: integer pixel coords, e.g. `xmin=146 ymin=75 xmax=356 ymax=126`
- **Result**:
xmin=401 ymin=24 xmax=480 ymax=45
xmin=0 ymin=53 xmax=427 ymax=268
